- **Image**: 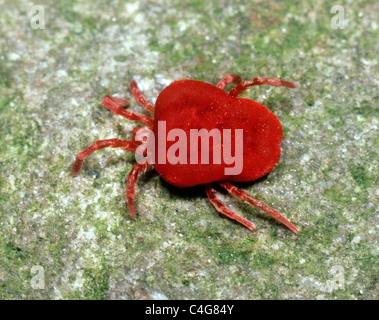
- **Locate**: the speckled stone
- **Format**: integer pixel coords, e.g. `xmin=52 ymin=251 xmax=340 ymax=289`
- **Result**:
xmin=0 ymin=0 xmax=377 ymax=299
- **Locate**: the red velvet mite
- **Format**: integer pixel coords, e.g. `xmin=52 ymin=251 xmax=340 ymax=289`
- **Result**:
xmin=72 ymin=74 xmax=299 ymax=234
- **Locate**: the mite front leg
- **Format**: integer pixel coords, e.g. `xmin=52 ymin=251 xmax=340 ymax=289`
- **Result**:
xmin=229 ymin=76 xmax=297 ymax=97
xmin=126 ymin=162 xmax=150 ymax=218
xmin=205 ymin=184 xmax=256 ymax=231
xmin=219 ymin=182 xmax=299 ymax=234
xmin=216 ymin=74 xmax=242 ymax=91
xmin=102 ymin=95 xmax=153 ymax=126
xmin=71 ymin=139 xmax=137 ymax=176
xmin=130 ymin=81 xmax=155 ymax=114
xmin=131 ymin=126 xmax=153 ymax=145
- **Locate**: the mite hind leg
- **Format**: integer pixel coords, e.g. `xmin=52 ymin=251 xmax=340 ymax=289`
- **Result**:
xmin=205 ymin=184 xmax=256 ymax=230
xmin=229 ymin=76 xmax=297 ymax=97
xmin=216 ymin=74 xmax=242 ymax=90
xmin=219 ymin=182 xmax=299 ymax=234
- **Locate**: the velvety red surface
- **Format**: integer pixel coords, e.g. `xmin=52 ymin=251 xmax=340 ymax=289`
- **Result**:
xmin=153 ymin=80 xmax=282 ymax=187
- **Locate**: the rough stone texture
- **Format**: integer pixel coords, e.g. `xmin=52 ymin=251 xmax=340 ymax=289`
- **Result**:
xmin=0 ymin=0 xmax=378 ymax=299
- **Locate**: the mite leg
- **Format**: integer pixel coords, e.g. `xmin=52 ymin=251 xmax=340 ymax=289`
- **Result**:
xmin=229 ymin=76 xmax=297 ymax=97
xmin=219 ymin=182 xmax=299 ymax=234
xmin=71 ymin=139 xmax=137 ymax=176
xmin=130 ymin=81 xmax=155 ymax=114
xmin=216 ymin=74 xmax=242 ymax=90
xmin=102 ymin=95 xmax=153 ymax=126
xmin=105 ymin=96 xmax=129 ymax=107
xmin=205 ymin=184 xmax=256 ymax=231
xmin=131 ymin=126 xmax=153 ymax=144
xmin=126 ymin=162 xmax=150 ymax=218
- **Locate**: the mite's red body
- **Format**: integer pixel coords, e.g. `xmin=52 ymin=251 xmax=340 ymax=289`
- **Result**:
xmin=72 ymin=74 xmax=299 ymax=234
xmin=154 ymin=80 xmax=282 ymax=187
